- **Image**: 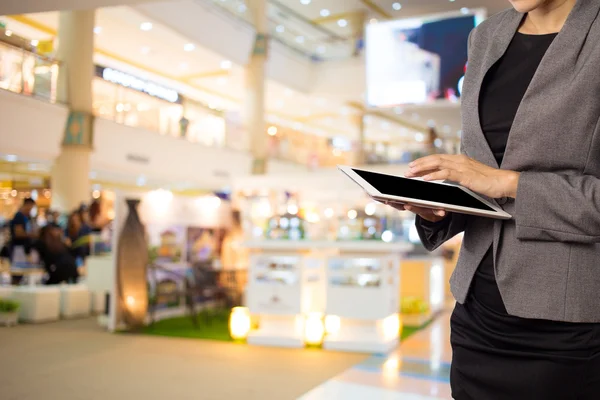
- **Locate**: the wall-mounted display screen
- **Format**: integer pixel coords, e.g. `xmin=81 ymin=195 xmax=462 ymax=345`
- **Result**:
xmin=366 ymin=12 xmax=482 ymax=107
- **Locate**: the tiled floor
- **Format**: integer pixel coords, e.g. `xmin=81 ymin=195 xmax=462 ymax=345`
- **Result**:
xmin=299 ymin=313 xmax=453 ymax=400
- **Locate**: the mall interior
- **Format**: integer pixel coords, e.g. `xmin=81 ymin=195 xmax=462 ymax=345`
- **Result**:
xmin=0 ymin=0 xmax=504 ymax=399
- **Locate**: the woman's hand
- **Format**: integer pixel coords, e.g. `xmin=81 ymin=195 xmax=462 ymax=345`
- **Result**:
xmin=405 ymin=154 xmax=520 ymax=199
xmin=382 ymin=201 xmax=448 ymax=223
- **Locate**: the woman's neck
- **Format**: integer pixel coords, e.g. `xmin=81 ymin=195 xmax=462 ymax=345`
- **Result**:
xmin=520 ymin=0 xmax=577 ymax=34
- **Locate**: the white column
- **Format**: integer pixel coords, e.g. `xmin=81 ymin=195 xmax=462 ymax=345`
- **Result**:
xmin=245 ymin=0 xmax=269 ymax=175
xmin=51 ymin=10 xmax=95 ymax=212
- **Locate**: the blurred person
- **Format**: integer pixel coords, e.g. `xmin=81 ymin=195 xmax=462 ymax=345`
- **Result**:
xmin=9 ymin=198 xmax=36 ymax=256
xmin=34 ymin=225 xmax=78 ymax=285
xmin=88 ymin=199 xmax=107 ymax=233
xmin=393 ymin=0 xmax=600 ymax=398
xmin=65 ymin=211 xmax=90 ymax=260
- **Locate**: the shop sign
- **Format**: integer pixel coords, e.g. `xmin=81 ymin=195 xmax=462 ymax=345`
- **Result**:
xmin=97 ymin=66 xmax=180 ymax=103
xmin=126 ymin=154 xmax=150 ymax=164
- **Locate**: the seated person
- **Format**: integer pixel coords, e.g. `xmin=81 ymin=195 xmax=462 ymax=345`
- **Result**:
xmin=35 ymin=225 xmax=78 ymax=285
xmin=65 ymin=211 xmax=91 ymax=260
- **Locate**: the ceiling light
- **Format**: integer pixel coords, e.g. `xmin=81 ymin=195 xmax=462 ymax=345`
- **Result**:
xmin=93 ymin=26 xmax=102 ymax=34
xmin=5 ymin=154 xmax=17 ymax=162
xmin=31 ymin=39 xmax=39 ymax=46
xmin=220 ymin=60 xmax=232 ymax=69
xmin=276 ymin=25 xmax=285 ymax=33
xmin=4 ymin=29 xmax=12 ymax=37
xmin=140 ymin=22 xmax=153 ymax=31
xmin=415 ymin=133 xmax=425 ymax=142
xmin=450 ymin=0 xmax=456 ymax=2
xmin=337 ymin=19 xmax=348 ymax=28
xmin=392 ymin=2 xmax=402 ymax=11
xmin=184 ymin=43 xmax=195 ymax=52
xmin=267 ymin=126 xmax=278 ymax=136
xmin=316 ymin=45 xmax=326 ymax=54
xmin=461 ymin=7 xmax=470 ymax=14
xmin=320 ymin=9 xmax=330 ymax=17
xmin=300 ymin=0 xmax=311 ymax=4
xmin=296 ymin=36 xmax=305 ymax=43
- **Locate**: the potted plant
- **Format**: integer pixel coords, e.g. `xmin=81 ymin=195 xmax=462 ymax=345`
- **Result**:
xmin=0 ymin=298 xmax=20 ymax=327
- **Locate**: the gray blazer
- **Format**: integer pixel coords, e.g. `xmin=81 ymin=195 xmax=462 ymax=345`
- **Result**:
xmin=417 ymin=1 xmax=600 ymax=323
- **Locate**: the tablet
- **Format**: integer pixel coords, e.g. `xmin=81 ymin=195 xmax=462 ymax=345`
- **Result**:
xmin=338 ymin=165 xmax=512 ymax=220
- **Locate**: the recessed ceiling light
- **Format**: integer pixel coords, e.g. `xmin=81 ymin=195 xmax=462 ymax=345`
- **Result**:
xmin=5 ymin=30 xmax=12 ymax=37
xmin=296 ymin=36 xmax=305 ymax=43
xmin=450 ymin=0 xmax=456 ymax=2
xmin=415 ymin=133 xmax=425 ymax=142
xmin=5 ymin=154 xmax=17 ymax=162
xmin=276 ymin=25 xmax=285 ymax=33
xmin=267 ymin=126 xmax=278 ymax=136
xmin=31 ymin=39 xmax=39 ymax=46
xmin=300 ymin=0 xmax=311 ymax=4
xmin=461 ymin=7 xmax=470 ymax=14
xmin=93 ymin=26 xmax=102 ymax=34
xmin=392 ymin=2 xmax=402 ymax=11
xmin=184 ymin=43 xmax=195 ymax=52
xmin=337 ymin=19 xmax=348 ymax=27
xmin=320 ymin=9 xmax=330 ymax=17
xmin=140 ymin=22 xmax=153 ymax=31
xmin=220 ymin=60 xmax=232 ymax=69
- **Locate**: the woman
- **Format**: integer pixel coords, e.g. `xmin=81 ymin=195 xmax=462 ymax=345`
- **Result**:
xmin=35 ymin=225 xmax=78 ymax=285
xmin=65 ymin=211 xmax=90 ymax=260
xmin=397 ymin=0 xmax=600 ymax=398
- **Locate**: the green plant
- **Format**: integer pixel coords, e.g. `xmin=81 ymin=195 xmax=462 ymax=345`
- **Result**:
xmin=0 ymin=298 xmax=19 ymax=313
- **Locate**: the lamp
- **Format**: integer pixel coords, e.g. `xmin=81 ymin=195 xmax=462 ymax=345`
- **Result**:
xmin=304 ymin=312 xmax=325 ymax=346
xmin=383 ymin=314 xmax=401 ymax=341
xmin=229 ymin=307 xmax=251 ymax=340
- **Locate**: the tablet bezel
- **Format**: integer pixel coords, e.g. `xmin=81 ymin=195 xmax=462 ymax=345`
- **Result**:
xmin=338 ymin=165 xmax=512 ymax=220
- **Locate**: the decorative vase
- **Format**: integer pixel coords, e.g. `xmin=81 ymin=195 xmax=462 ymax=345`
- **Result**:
xmin=0 ymin=312 xmax=18 ymax=327
xmin=116 ymin=199 xmax=149 ymax=329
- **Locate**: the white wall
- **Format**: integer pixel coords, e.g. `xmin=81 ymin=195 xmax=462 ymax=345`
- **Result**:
xmin=0 ymin=91 xmax=308 ymax=189
xmin=0 ymin=90 xmax=66 ymax=160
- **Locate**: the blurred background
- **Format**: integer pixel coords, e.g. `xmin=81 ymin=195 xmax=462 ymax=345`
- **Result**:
xmin=0 ymin=1 xmax=505 ymax=399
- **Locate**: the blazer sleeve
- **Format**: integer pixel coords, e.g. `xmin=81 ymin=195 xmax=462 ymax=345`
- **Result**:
xmin=416 ymin=213 xmax=469 ymax=251
xmin=515 ymin=171 xmax=600 ymax=243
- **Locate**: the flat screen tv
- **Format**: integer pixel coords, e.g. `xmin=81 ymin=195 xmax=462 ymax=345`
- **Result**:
xmin=366 ymin=12 xmax=483 ymax=107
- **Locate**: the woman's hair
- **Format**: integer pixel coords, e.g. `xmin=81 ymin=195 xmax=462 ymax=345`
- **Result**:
xmin=41 ymin=225 xmax=65 ymax=254
xmin=67 ymin=212 xmax=81 ymax=239
xmin=89 ymin=200 xmax=101 ymax=223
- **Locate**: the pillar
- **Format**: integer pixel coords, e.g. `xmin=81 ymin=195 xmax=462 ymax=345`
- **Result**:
xmin=246 ymin=0 xmax=269 ymax=175
xmin=51 ymin=10 xmax=95 ymax=212
xmin=352 ymin=112 xmax=366 ymax=165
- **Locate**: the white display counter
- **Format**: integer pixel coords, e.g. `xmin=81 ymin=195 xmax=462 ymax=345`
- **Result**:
xmin=243 ymin=240 xmax=412 ymax=353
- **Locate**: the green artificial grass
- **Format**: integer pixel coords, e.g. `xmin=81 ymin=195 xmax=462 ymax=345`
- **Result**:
xmin=401 ymin=318 xmax=434 ymax=341
xmin=141 ymin=309 xmax=232 ymax=342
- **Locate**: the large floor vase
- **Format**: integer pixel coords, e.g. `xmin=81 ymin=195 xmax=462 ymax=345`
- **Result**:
xmin=116 ymin=199 xmax=149 ymax=329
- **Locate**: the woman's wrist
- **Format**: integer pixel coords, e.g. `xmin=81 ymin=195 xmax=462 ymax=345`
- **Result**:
xmin=503 ymin=171 xmax=520 ymax=198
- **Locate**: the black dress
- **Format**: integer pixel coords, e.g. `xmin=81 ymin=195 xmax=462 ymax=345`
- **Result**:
xmin=450 ymin=32 xmax=600 ymax=399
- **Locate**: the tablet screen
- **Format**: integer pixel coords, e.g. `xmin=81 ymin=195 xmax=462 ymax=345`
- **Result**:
xmin=353 ymin=169 xmax=495 ymax=212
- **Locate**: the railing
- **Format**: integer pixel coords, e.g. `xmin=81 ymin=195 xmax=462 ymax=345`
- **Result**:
xmin=0 ymin=40 xmax=60 ymax=103
xmin=202 ymin=0 xmax=356 ymax=61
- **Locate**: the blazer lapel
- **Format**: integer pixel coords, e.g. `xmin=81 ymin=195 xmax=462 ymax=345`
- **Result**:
xmin=463 ymin=10 xmax=523 ymax=169
xmin=501 ymin=0 xmax=600 ymax=171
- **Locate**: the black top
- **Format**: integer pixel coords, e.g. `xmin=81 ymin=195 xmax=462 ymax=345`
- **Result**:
xmin=9 ymin=211 xmax=31 ymax=249
xmin=472 ymin=32 xmax=558 ymax=313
